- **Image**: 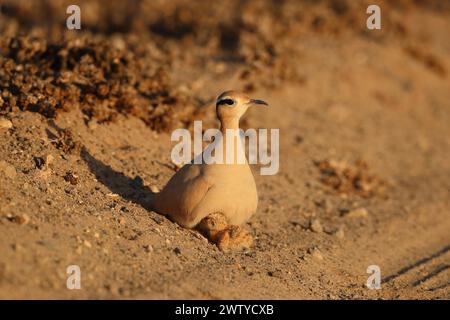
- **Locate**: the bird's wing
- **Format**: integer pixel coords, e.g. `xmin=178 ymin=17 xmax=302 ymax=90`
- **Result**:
xmin=152 ymin=163 xmax=214 ymax=227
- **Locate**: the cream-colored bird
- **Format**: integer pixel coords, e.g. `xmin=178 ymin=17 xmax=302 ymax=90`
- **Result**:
xmin=151 ymin=90 xmax=268 ymax=251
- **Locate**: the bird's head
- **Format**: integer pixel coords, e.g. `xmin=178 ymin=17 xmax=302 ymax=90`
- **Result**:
xmin=215 ymin=90 xmax=268 ymax=125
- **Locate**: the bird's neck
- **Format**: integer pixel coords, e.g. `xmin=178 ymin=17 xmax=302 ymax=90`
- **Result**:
xmin=219 ymin=117 xmax=240 ymax=133
xmin=218 ymin=117 xmax=247 ymax=165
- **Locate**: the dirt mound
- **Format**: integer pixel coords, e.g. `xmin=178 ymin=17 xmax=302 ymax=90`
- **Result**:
xmin=0 ymin=35 xmax=199 ymax=131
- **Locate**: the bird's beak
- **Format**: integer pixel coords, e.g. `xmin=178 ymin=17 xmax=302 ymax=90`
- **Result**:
xmin=248 ymin=99 xmax=269 ymax=107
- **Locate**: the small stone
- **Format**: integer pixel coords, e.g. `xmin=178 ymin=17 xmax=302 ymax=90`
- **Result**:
xmin=173 ymin=247 xmax=182 ymax=255
xmin=334 ymin=227 xmax=345 ymax=239
xmin=0 ymin=117 xmax=12 ymax=129
xmin=88 ymin=121 xmax=98 ymax=130
xmin=118 ymin=217 xmax=126 ymax=225
xmin=346 ymin=208 xmax=368 ymax=218
xmin=150 ymin=185 xmax=159 ymax=193
xmin=308 ymin=247 xmax=324 ymax=260
xmin=11 ymin=214 xmax=30 ymax=225
xmin=143 ymin=244 xmax=154 ymax=253
xmin=309 ymin=218 xmax=323 ymax=233
xmin=12 ymin=243 xmax=24 ymax=252
xmin=33 ymin=156 xmax=45 ymax=169
xmin=83 ymin=240 xmax=92 ymax=248
xmin=64 ymin=171 xmax=78 ymax=185
xmin=152 ymin=215 xmax=163 ymax=224
xmin=0 ymin=161 xmax=17 ymax=179
xmin=106 ymin=193 xmax=119 ymax=198
xmin=312 ymin=249 xmax=324 ymax=260
xmin=267 ymin=270 xmax=282 ymax=278
xmin=45 ymin=155 xmax=55 ymax=168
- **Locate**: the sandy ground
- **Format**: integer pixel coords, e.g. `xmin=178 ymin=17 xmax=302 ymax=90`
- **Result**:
xmin=0 ymin=0 xmax=449 ymax=299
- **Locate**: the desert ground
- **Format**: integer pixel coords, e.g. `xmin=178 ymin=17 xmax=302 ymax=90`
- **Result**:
xmin=0 ymin=0 xmax=449 ymax=299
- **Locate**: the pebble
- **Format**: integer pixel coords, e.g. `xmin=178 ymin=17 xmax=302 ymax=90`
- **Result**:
xmin=346 ymin=208 xmax=368 ymax=218
xmin=83 ymin=240 xmax=92 ymax=248
xmin=150 ymin=185 xmax=159 ymax=193
xmin=64 ymin=171 xmax=78 ymax=185
xmin=173 ymin=247 xmax=182 ymax=255
xmin=308 ymin=247 xmax=324 ymax=260
xmin=118 ymin=217 xmax=126 ymax=225
xmin=9 ymin=214 xmax=30 ymax=225
xmin=309 ymin=218 xmax=323 ymax=233
xmin=143 ymin=244 xmax=154 ymax=253
xmin=33 ymin=156 xmax=45 ymax=169
xmin=334 ymin=227 xmax=345 ymax=239
xmin=46 ymin=154 xmax=54 ymax=166
xmin=0 ymin=117 xmax=13 ymax=129
xmin=267 ymin=270 xmax=282 ymax=278
xmin=0 ymin=160 xmax=17 ymax=179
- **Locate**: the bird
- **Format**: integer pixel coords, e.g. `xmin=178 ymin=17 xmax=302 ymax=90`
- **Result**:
xmin=151 ymin=90 xmax=268 ymax=251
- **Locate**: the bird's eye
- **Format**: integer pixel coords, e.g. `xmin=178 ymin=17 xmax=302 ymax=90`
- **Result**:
xmin=217 ymin=99 xmax=235 ymax=107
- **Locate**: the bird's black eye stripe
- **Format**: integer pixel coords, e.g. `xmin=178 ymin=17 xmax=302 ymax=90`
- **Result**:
xmin=216 ymin=98 xmax=235 ymax=107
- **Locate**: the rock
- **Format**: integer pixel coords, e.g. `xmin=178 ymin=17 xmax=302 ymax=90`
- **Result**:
xmin=45 ymin=155 xmax=55 ymax=168
xmin=83 ymin=240 xmax=92 ymax=248
xmin=107 ymin=193 xmax=119 ymax=198
xmin=334 ymin=227 xmax=345 ymax=239
xmin=173 ymin=247 xmax=182 ymax=255
xmin=346 ymin=208 xmax=368 ymax=218
xmin=143 ymin=244 xmax=154 ymax=253
xmin=64 ymin=171 xmax=78 ymax=185
xmin=118 ymin=217 xmax=126 ymax=225
xmin=309 ymin=218 xmax=323 ymax=233
xmin=33 ymin=156 xmax=45 ymax=169
xmin=150 ymin=185 xmax=159 ymax=193
xmin=308 ymin=247 xmax=324 ymax=260
xmin=152 ymin=215 xmax=163 ymax=224
xmin=267 ymin=270 xmax=282 ymax=278
xmin=88 ymin=121 xmax=98 ymax=130
xmin=0 ymin=117 xmax=13 ymax=129
xmin=10 ymin=214 xmax=30 ymax=225
xmin=0 ymin=160 xmax=17 ymax=179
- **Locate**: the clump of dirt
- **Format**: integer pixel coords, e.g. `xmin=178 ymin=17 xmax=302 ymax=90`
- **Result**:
xmin=314 ymin=159 xmax=385 ymax=198
xmin=49 ymin=127 xmax=80 ymax=155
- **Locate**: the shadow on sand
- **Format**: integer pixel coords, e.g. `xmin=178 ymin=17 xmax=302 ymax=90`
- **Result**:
xmin=80 ymin=147 xmax=156 ymax=211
